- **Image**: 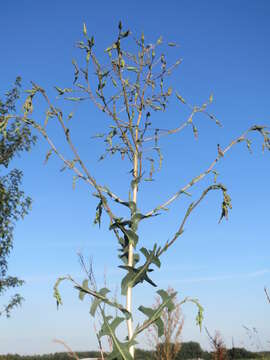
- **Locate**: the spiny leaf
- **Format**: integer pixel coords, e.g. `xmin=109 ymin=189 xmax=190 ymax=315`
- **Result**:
xmin=167 ymin=87 xmax=173 ymax=96
xmin=212 ymin=170 xmax=219 ymax=184
xmin=121 ymin=30 xmax=130 ymax=38
xmin=157 ymin=36 xmax=163 ymax=45
xmin=79 ymin=279 xmax=89 ymax=301
xmin=67 ymin=112 xmax=73 ymax=121
xmin=72 ymin=59 xmax=79 ymax=84
xmin=176 ymin=92 xmax=186 ymax=104
xmin=90 ymin=287 xmax=110 ymax=316
xmin=83 ymin=23 xmax=87 ymax=36
xmin=188 ymin=298 xmax=204 ymax=331
xmin=105 ymin=127 xmax=117 ymax=148
xmin=192 ymin=124 xmax=198 ymax=139
xmin=53 ymin=276 xmax=68 ymax=309
xmin=105 ymin=45 xmax=113 ymax=52
xmin=64 ymin=97 xmax=85 ymax=101
xmin=130 ymin=213 xmax=148 ymax=231
xmin=44 ymin=149 xmax=53 ymax=164
xmin=94 ymin=200 xmax=103 ymax=227
xmin=119 ymin=244 xmax=161 ymax=295
xmin=54 ymin=87 xmax=72 ymax=96
xmin=122 ymin=228 xmax=138 ymax=247
xmin=23 ymin=95 xmax=34 ymax=115
xmin=98 ymin=82 xmax=106 ymax=90
xmin=140 ymin=246 xmax=161 ymax=268
xmin=110 ymin=219 xmax=139 ymax=247
xmin=219 ymin=187 xmax=232 ymax=223
xmin=75 ymin=281 xmax=131 ymax=319
xmin=119 ymin=264 xmax=157 ymax=295
xmin=126 ymin=66 xmax=138 ymax=72
xmin=98 ymin=311 xmax=135 ymax=360
xmin=112 ymin=78 xmax=117 ymax=87
xmin=136 ymin=289 xmax=176 ymax=336
xmin=246 ymin=139 xmax=252 ymax=153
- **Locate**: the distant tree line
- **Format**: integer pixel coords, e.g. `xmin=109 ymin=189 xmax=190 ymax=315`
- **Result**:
xmin=1 ymin=342 xmax=269 ymax=360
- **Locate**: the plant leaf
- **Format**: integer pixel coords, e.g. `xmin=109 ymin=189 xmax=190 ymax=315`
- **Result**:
xmin=136 ymin=289 xmax=176 ymax=336
xmin=176 ymin=92 xmax=186 ymax=104
xmin=98 ymin=311 xmax=136 ymax=360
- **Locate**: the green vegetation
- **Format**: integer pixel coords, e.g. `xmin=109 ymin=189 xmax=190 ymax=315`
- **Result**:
xmin=0 ymin=77 xmax=36 ymax=317
xmin=2 ymin=21 xmax=269 ymax=359
xmin=147 ymin=287 xmax=184 ymax=360
xmin=176 ymin=341 xmax=204 ymax=359
xmin=0 ymin=343 xmax=268 ymax=360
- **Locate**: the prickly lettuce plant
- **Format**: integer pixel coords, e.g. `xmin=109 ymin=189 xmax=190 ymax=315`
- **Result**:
xmin=5 ymin=22 xmax=269 ymax=359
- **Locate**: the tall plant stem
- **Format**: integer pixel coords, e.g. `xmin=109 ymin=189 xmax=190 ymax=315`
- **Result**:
xmin=126 ymin=153 xmax=138 ymax=358
xmin=126 ymin=112 xmax=141 ymax=358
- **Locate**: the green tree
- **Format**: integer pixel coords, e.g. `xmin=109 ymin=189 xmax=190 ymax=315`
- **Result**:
xmin=176 ymin=341 xmax=203 ymax=359
xmin=0 ymin=77 xmax=36 ymax=317
xmin=227 ymin=347 xmax=259 ymax=360
xmin=9 ymin=22 xmax=270 ymax=358
xmin=135 ymin=348 xmax=154 ymax=360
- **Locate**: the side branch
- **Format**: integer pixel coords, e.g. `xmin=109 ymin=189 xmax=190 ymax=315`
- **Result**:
xmin=88 ymin=53 xmax=135 ymax=159
xmin=147 ymin=125 xmax=270 ymax=216
xmin=20 ymin=84 xmax=127 ymax=242
xmin=142 ymin=100 xmax=219 ymax=144
xmin=157 ymin=183 xmax=230 ymax=256
xmin=36 ymin=84 xmax=117 ymax=223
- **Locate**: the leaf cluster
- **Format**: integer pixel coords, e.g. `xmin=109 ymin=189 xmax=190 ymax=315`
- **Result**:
xmin=0 ymin=78 xmax=35 ymax=317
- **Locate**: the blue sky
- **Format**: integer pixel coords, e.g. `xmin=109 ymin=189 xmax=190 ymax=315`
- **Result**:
xmin=1 ymin=0 xmax=270 ymax=355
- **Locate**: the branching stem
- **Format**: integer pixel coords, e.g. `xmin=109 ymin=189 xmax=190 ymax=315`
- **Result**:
xmin=146 ymin=126 xmax=265 ymax=217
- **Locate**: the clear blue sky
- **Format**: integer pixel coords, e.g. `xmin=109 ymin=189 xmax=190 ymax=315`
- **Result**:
xmin=1 ymin=0 xmax=270 ymax=355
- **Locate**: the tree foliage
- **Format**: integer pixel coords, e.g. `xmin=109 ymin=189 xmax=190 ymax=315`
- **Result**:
xmin=227 ymin=347 xmax=261 ymax=360
xmin=0 ymin=77 xmax=36 ymax=317
xmin=0 ymin=345 xmax=268 ymax=360
xmin=176 ymin=341 xmax=203 ymax=360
